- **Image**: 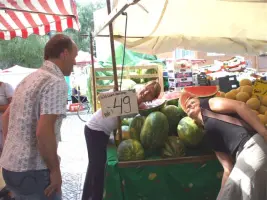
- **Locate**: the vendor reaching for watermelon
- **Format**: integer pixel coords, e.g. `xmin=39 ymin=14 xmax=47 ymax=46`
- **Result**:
xmin=81 ymin=80 xmax=161 ymax=200
xmin=181 ymin=91 xmax=267 ymax=200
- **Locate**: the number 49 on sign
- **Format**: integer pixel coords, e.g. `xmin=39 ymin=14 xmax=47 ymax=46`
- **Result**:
xmin=98 ymin=90 xmax=139 ymax=118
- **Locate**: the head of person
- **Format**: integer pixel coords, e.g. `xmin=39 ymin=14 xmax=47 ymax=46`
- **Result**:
xmin=138 ymin=80 xmax=161 ymax=103
xmin=184 ymin=94 xmax=203 ymax=126
xmin=44 ymin=34 xmax=78 ymax=76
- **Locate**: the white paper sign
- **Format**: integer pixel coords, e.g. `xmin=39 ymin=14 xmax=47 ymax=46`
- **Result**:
xmin=98 ymin=90 xmax=139 ymax=118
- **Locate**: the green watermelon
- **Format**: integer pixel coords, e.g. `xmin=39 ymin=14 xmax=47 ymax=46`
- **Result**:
xmin=129 ymin=115 xmax=145 ymax=141
xmin=121 ymin=118 xmax=133 ymax=126
xmin=140 ymin=111 xmax=169 ymax=150
xmin=161 ymin=105 xmax=183 ymax=136
xmin=143 ymin=68 xmax=158 ymax=82
xmin=117 ymin=139 xmax=145 ymax=161
xmin=161 ymin=136 xmax=186 ymax=158
xmin=177 ymin=117 xmax=204 ymax=148
xmin=139 ymin=99 xmax=166 ymax=116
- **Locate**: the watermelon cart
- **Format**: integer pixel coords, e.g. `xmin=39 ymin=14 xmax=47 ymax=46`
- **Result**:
xmin=90 ymin=0 xmax=267 ymax=199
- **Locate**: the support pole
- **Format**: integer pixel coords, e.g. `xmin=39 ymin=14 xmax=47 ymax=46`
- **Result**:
xmin=106 ymin=0 xmax=122 ymax=143
xmin=90 ymin=33 xmax=97 ymax=112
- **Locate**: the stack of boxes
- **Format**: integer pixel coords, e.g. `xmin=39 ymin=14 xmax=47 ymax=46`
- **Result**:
xmin=168 ymin=60 xmax=193 ymax=91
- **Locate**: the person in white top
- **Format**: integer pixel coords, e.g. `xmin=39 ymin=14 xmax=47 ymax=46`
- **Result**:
xmin=0 ymin=81 xmax=14 ymax=149
xmin=1 ymin=34 xmax=78 ymax=200
xmin=82 ymin=80 xmax=161 ymax=200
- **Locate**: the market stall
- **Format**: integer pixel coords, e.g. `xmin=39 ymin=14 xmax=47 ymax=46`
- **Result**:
xmin=91 ymin=0 xmax=267 ymax=200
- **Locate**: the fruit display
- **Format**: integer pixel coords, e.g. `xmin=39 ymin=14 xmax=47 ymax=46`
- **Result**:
xmin=118 ymin=89 xmax=208 ymax=161
xmin=183 ymin=86 xmax=219 ymax=97
xmin=177 ymin=117 xmax=204 ymax=148
xmin=161 ymin=136 xmax=186 ymax=158
xmin=138 ymin=99 xmax=166 ymax=116
xmin=117 ymin=139 xmax=145 ymax=161
xmin=129 ymin=115 xmax=145 ymax=141
xmin=161 ymin=105 xmax=184 ymax=136
xmin=140 ymin=111 xmax=169 ymax=151
xmin=216 ymin=78 xmax=267 ymax=125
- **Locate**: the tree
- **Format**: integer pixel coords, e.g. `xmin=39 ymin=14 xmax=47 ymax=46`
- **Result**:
xmin=0 ymin=1 xmax=104 ymax=69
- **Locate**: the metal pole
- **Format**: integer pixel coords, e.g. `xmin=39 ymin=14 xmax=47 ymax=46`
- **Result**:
xmin=106 ymin=0 xmax=122 ymax=143
xmin=90 ymin=33 xmax=97 ymax=112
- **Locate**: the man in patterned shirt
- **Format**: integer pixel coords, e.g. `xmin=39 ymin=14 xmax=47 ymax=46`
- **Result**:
xmin=0 ymin=34 xmax=78 ymax=199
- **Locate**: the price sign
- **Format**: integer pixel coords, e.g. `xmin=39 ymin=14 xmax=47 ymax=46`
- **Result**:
xmin=98 ymin=90 xmax=139 ymax=118
xmin=252 ymin=79 xmax=267 ymax=97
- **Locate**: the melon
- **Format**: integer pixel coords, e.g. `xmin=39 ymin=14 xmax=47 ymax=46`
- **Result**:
xmin=140 ymin=111 xmax=169 ymax=150
xmin=161 ymin=91 xmax=180 ymax=106
xmin=161 ymin=105 xmax=183 ymax=136
xmin=143 ymin=68 xmax=158 ymax=82
xmin=139 ymin=99 xmax=166 ymax=116
xmin=183 ymin=86 xmax=219 ymax=97
xmin=236 ymin=92 xmax=250 ymax=102
xmin=129 ymin=115 xmax=145 ymax=141
xmin=246 ymin=98 xmax=260 ymax=110
xmin=241 ymin=85 xmax=252 ymax=96
xmin=177 ymin=117 xmax=204 ymax=148
xmin=117 ymin=139 xmax=145 ymax=161
xmin=121 ymin=118 xmax=133 ymax=126
xmin=225 ymin=91 xmax=236 ymax=100
xmin=179 ymin=91 xmax=194 ymax=113
xmin=257 ymin=114 xmax=267 ymax=125
xmin=261 ymin=95 xmax=267 ymax=106
xmin=161 ymin=136 xmax=186 ymax=158
xmin=239 ymin=79 xmax=252 ymax=86
xmin=259 ymin=105 xmax=267 ymax=115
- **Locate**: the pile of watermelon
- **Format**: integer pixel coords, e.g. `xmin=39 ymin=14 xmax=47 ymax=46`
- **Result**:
xmin=116 ymin=86 xmax=218 ymax=162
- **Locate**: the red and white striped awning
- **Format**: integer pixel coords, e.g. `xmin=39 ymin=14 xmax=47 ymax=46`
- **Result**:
xmin=0 ymin=0 xmax=79 ymax=40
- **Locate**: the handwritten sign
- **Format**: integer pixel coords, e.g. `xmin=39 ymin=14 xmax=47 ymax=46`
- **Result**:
xmin=98 ymin=90 xmax=139 ymax=118
xmin=252 ymin=80 xmax=267 ymax=97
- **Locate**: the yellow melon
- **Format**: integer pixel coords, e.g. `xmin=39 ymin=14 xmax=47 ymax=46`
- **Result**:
xmin=261 ymin=95 xmax=267 ymax=107
xmin=236 ymin=87 xmax=241 ymax=92
xmin=240 ymin=79 xmax=252 ymax=86
xmin=219 ymin=92 xmax=225 ymax=97
xmin=241 ymin=85 xmax=252 ymax=96
xmin=252 ymin=110 xmax=259 ymax=115
xmin=225 ymin=91 xmax=236 ymax=100
xmin=258 ymin=114 xmax=267 ymax=125
xmin=259 ymin=105 xmax=267 ymax=115
xmin=236 ymin=92 xmax=250 ymax=102
xmin=246 ymin=98 xmax=260 ymax=110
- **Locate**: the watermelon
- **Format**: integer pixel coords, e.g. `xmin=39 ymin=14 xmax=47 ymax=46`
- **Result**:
xmin=129 ymin=115 xmax=145 ymax=141
xmin=143 ymin=68 xmax=158 ymax=82
xmin=183 ymin=86 xmax=218 ymax=97
xmin=177 ymin=117 xmax=204 ymax=148
xmin=161 ymin=136 xmax=186 ymax=158
xmin=140 ymin=111 xmax=169 ymax=150
xmin=117 ymin=139 xmax=145 ymax=161
xmin=179 ymin=91 xmax=193 ymax=113
xmin=160 ymin=91 xmax=181 ymax=106
xmin=139 ymin=99 xmax=166 ymax=116
xmin=121 ymin=118 xmax=133 ymax=126
xmin=161 ymin=105 xmax=183 ymax=136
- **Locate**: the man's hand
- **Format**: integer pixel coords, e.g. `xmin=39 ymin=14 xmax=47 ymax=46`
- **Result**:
xmin=44 ymin=168 xmax=62 ymax=197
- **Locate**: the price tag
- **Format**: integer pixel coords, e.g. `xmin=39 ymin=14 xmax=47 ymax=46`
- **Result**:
xmin=252 ymin=79 xmax=267 ymax=97
xmin=98 ymin=90 xmax=139 ymax=118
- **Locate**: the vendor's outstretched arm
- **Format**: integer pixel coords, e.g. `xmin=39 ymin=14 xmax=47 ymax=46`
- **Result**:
xmin=208 ymin=97 xmax=267 ymax=137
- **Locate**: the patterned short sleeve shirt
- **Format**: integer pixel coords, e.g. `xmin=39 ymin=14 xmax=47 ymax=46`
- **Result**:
xmin=0 ymin=61 xmax=68 ymax=172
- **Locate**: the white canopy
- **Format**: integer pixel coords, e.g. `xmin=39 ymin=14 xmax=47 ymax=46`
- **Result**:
xmin=97 ymin=0 xmax=267 ymax=55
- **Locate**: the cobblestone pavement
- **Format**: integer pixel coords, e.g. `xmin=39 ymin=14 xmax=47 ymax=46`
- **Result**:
xmin=58 ymin=113 xmax=90 ymax=200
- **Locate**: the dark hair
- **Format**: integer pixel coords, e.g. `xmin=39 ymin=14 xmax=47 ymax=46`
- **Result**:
xmin=44 ymin=34 xmax=73 ymax=60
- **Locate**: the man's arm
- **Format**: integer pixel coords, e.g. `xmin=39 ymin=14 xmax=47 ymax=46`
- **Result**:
xmin=2 ymin=106 xmax=10 ymax=142
xmin=36 ymin=114 xmax=60 ymax=172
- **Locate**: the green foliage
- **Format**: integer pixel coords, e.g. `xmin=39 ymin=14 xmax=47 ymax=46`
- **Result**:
xmin=0 ymin=1 xmax=104 ymax=69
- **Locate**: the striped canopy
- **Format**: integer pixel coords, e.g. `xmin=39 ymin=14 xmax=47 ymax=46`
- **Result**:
xmin=0 ymin=0 xmax=79 ymax=40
